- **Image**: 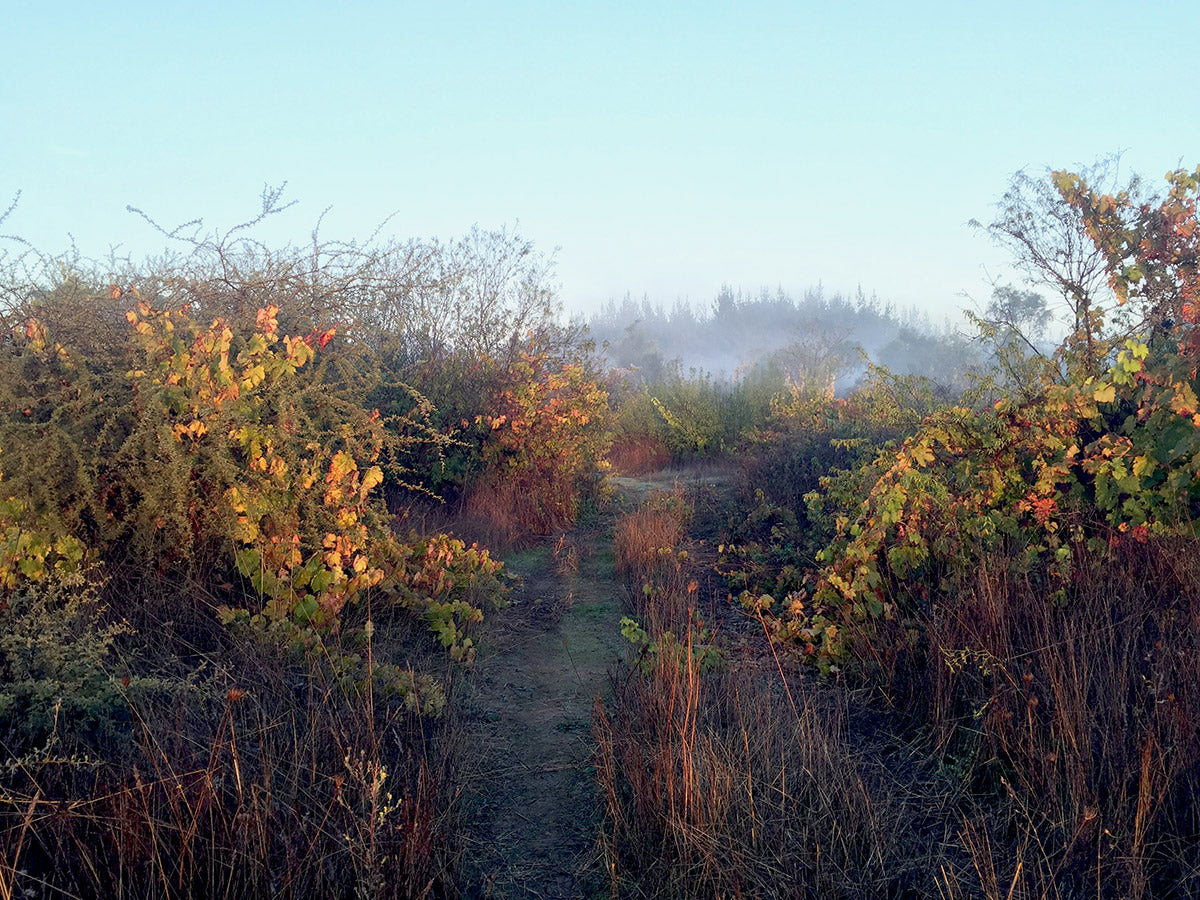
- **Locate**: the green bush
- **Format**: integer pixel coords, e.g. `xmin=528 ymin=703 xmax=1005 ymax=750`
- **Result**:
xmin=0 ymin=573 xmax=130 ymax=756
xmin=0 ymin=233 xmax=514 ymax=897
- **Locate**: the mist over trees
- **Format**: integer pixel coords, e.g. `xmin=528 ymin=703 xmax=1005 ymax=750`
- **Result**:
xmin=586 ymin=284 xmax=981 ymax=395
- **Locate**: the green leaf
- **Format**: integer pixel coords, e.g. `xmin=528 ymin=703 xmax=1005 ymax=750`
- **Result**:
xmin=620 ymin=616 xmax=650 ymax=646
xmin=234 ymin=547 xmax=261 ymax=577
xmin=293 ymin=596 xmax=319 ymax=624
xmin=311 ymin=568 xmax=334 ymax=594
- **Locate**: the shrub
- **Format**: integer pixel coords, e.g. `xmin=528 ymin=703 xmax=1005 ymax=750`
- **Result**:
xmin=467 ymin=349 xmax=611 ymax=541
xmin=0 ymin=573 xmax=131 ymax=756
xmin=760 ymin=166 xmax=1200 ymax=895
xmin=0 ymin=244 xmax=507 ymax=898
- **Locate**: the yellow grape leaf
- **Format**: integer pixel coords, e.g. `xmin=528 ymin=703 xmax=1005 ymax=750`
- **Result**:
xmin=173 ymin=420 xmax=208 ymax=442
xmin=24 ymin=318 xmax=47 ymax=351
xmin=1170 ymin=382 xmax=1199 ymax=417
xmin=359 ymin=465 xmax=384 ymax=498
xmin=910 ymin=443 xmax=935 ymax=467
xmin=1132 ymin=455 xmax=1155 ymax=478
xmin=327 ymin=450 xmax=357 ymax=484
xmin=241 ymin=363 xmax=266 ymax=390
xmin=1093 ymin=383 xmax=1116 ymax=403
xmin=255 ymin=305 xmax=280 ymax=335
xmin=232 ymin=516 xmax=259 ymax=542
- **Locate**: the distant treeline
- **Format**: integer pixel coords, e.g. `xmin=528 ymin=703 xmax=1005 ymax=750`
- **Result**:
xmin=584 ymin=284 xmax=981 ymax=394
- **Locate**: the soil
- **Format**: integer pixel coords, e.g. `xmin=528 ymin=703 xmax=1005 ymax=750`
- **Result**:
xmin=458 ymin=525 xmax=622 ymax=899
xmin=458 ymin=464 xmax=739 ymax=899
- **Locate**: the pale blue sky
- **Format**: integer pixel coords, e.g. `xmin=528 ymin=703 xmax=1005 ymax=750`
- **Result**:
xmin=4 ymin=1 xmax=1197 ymax=321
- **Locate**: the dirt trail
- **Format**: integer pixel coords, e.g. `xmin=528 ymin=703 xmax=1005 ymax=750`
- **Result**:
xmin=459 ymin=465 xmax=740 ymax=898
xmin=459 ymin=525 xmax=625 ymax=899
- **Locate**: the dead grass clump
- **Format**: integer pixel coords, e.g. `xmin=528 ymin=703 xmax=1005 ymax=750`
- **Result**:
xmin=461 ymin=472 xmax=580 ymax=552
xmin=0 ymin=638 xmax=467 ymax=900
xmin=613 ymin=492 xmax=689 ymax=579
xmin=612 ymin=492 xmax=695 ymax=634
xmin=606 ymin=435 xmax=672 ymax=476
xmin=916 ymin=536 xmax=1200 ymax=898
xmin=595 ymin=642 xmax=962 ymax=898
xmin=552 ymin=533 xmax=579 ymax=576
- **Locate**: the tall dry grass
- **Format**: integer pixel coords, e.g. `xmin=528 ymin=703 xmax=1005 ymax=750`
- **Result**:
xmin=598 ymin=496 xmax=969 ymax=898
xmin=907 ymin=536 xmax=1200 ymax=899
xmin=598 ymin=487 xmax=1200 ymax=898
xmin=461 ymin=466 xmax=603 ymax=552
xmin=0 ymin=638 xmax=466 ymax=900
xmin=612 ymin=490 xmax=693 ymax=629
xmin=594 ymin=662 xmax=967 ymax=898
xmin=605 ymin=435 xmax=673 ymax=476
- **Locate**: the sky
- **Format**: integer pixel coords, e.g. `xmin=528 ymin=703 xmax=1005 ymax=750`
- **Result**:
xmin=4 ymin=1 xmax=1198 ymax=325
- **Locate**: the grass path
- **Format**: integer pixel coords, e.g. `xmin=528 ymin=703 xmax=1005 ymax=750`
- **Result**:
xmin=459 ymin=525 xmax=625 ymax=899
xmin=458 ymin=465 xmax=740 ymax=898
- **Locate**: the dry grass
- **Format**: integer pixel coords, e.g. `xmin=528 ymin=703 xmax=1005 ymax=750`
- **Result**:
xmin=599 ymin=497 xmax=966 ymax=898
xmin=0 ymin=641 xmax=467 ymax=900
xmin=460 ymin=471 xmax=585 ymax=552
xmin=831 ymin=533 xmax=1200 ymax=898
xmin=606 ymin=435 xmax=672 ymax=476
xmin=612 ymin=490 xmax=692 ymax=625
xmin=594 ymin=662 xmax=957 ymax=899
xmin=908 ymin=536 xmax=1200 ymax=899
xmin=600 ymin=491 xmax=1200 ymax=899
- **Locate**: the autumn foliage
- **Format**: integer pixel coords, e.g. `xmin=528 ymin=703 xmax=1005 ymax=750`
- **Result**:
xmin=468 ymin=350 xmax=611 ymax=539
xmin=0 ymin=240 xmax=515 ymax=896
xmin=743 ymin=167 xmax=1200 ymax=896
